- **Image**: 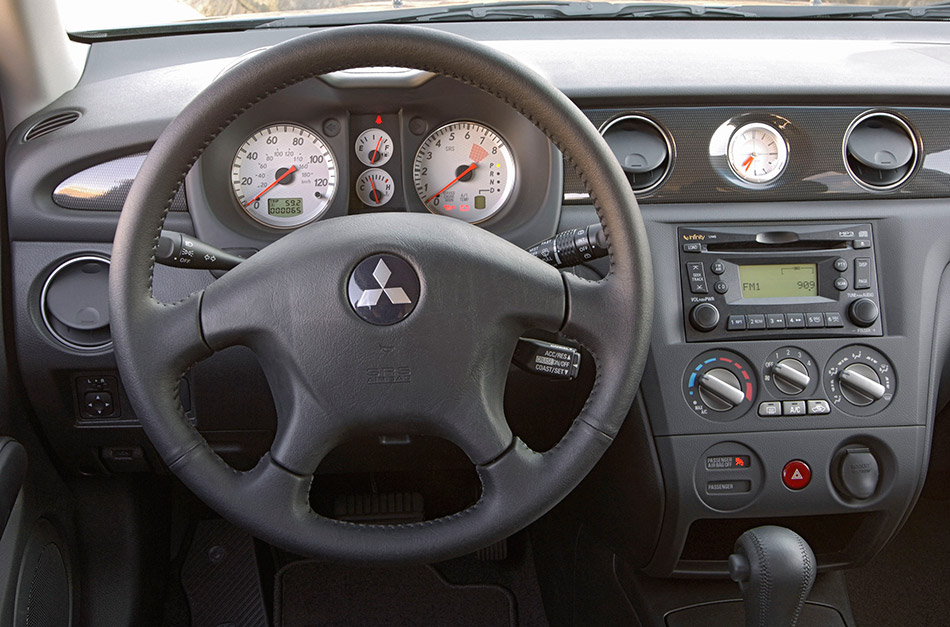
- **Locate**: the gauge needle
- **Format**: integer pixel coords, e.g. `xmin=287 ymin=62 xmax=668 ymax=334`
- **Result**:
xmin=742 ymin=155 xmax=754 ymax=171
xmin=369 ymin=176 xmax=379 ymax=204
xmin=244 ymin=165 xmax=297 ymax=207
xmin=426 ymin=163 xmax=477 ymax=204
xmin=370 ymin=137 xmax=383 ymax=164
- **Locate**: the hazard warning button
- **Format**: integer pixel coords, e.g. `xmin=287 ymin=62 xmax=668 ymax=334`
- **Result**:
xmin=782 ymin=460 xmax=811 ymax=490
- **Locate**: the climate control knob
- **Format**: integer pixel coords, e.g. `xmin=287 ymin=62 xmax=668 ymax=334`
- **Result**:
xmin=698 ymin=368 xmax=745 ymax=411
xmin=849 ymin=298 xmax=879 ymax=327
xmin=772 ymin=359 xmax=811 ymax=395
xmin=839 ymin=364 xmax=885 ymax=406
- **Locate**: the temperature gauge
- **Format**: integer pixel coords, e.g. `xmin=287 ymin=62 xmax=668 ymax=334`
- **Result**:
xmin=355 ymin=168 xmax=395 ymax=207
xmin=355 ymin=129 xmax=393 ymax=167
xmin=727 ymin=122 xmax=789 ymax=184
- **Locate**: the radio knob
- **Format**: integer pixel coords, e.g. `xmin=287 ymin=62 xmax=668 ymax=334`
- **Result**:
xmin=849 ymin=298 xmax=879 ymax=328
xmin=689 ymin=303 xmax=720 ymax=332
xmin=839 ymin=364 xmax=886 ymax=406
xmin=772 ymin=359 xmax=811 ymax=395
xmin=698 ymin=368 xmax=746 ymax=411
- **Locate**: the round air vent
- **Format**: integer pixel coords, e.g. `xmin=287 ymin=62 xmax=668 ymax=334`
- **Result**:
xmin=600 ymin=115 xmax=673 ymax=194
xmin=843 ymin=112 xmax=918 ymax=191
xmin=40 ymin=256 xmax=111 ymax=351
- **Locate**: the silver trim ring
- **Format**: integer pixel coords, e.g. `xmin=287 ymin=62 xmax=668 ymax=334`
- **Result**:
xmin=39 ymin=255 xmax=113 ymax=352
xmin=598 ymin=113 xmax=675 ymax=195
xmin=842 ymin=110 xmax=920 ymax=193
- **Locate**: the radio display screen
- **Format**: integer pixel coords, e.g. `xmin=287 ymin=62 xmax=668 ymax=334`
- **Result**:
xmin=739 ymin=264 xmax=818 ymax=299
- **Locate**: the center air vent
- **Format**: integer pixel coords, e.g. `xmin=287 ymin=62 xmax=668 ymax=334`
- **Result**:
xmin=24 ymin=110 xmax=80 ymax=141
xmin=600 ymin=115 xmax=673 ymax=194
xmin=843 ymin=112 xmax=918 ymax=191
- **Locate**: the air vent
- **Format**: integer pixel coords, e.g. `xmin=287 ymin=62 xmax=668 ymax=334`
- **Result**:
xmin=40 ymin=255 xmax=112 ymax=351
xmin=600 ymin=114 xmax=673 ymax=194
xmin=843 ymin=112 xmax=918 ymax=191
xmin=24 ymin=110 xmax=80 ymax=141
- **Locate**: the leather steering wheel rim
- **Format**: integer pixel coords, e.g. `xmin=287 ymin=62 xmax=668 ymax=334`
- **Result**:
xmin=110 ymin=24 xmax=654 ymax=564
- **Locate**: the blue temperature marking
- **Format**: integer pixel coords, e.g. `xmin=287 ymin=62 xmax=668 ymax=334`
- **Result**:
xmin=704 ymin=358 xmax=717 ymax=364
xmin=688 ymin=373 xmax=697 ymax=387
xmin=694 ymin=365 xmax=704 ymax=372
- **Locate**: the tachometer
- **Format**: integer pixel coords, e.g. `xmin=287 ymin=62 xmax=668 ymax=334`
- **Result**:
xmin=231 ymin=124 xmax=338 ymax=229
xmin=412 ymin=121 xmax=515 ymax=224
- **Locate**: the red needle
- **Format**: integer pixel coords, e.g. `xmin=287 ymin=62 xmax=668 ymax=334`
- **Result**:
xmin=742 ymin=155 xmax=754 ymax=171
xmin=369 ymin=176 xmax=379 ymax=204
xmin=370 ymin=136 xmax=383 ymax=164
xmin=244 ymin=165 xmax=297 ymax=207
xmin=426 ymin=163 xmax=477 ymax=204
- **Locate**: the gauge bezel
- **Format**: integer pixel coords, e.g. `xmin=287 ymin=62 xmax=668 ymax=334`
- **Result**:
xmin=411 ymin=120 xmax=517 ymax=225
xmin=726 ymin=122 xmax=790 ymax=185
xmin=230 ymin=122 xmax=339 ymax=230
xmin=355 ymin=128 xmax=394 ymax=167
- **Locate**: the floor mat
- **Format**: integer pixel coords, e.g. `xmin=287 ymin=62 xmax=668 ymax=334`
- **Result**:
xmin=846 ymin=497 xmax=950 ymax=626
xmin=275 ymin=561 xmax=516 ymax=627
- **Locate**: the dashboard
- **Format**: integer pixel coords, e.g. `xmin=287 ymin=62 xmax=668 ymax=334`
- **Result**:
xmin=6 ymin=19 xmax=950 ymax=592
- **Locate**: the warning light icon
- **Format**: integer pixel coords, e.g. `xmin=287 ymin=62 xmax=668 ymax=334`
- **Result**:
xmin=735 ymin=457 xmax=745 ymax=467
xmin=375 ymin=115 xmax=383 ymax=125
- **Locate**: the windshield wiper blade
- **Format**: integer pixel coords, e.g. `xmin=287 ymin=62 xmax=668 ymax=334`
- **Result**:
xmin=778 ymin=0 xmax=950 ymax=19
xmin=253 ymin=1 xmax=755 ymax=26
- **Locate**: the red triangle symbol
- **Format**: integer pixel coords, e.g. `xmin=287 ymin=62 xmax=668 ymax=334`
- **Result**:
xmin=791 ymin=469 xmax=803 ymax=480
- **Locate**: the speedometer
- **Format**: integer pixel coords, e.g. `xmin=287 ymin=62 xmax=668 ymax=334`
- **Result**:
xmin=412 ymin=121 xmax=515 ymax=224
xmin=231 ymin=124 xmax=338 ymax=229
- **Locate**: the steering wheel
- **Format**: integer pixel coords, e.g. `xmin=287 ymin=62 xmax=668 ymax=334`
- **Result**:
xmin=110 ymin=25 xmax=653 ymax=564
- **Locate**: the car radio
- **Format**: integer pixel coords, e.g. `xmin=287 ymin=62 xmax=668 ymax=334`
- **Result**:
xmin=679 ymin=224 xmax=882 ymax=342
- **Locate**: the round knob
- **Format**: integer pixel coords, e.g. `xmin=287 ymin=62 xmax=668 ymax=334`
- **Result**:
xmin=690 ymin=303 xmax=720 ymax=332
xmin=839 ymin=364 xmax=885 ymax=406
xmin=772 ymin=359 xmax=811 ymax=395
xmin=698 ymin=368 xmax=745 ymax=411
xmin=849 ymin=298 xmax=879 ymax=327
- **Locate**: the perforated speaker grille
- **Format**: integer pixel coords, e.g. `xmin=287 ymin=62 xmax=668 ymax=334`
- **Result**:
xmin=15 ymin=522 xmax=70 ymax=627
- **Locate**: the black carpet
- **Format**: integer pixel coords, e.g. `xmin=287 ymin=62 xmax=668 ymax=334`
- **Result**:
xmin=846 ymin=497 xmax=950 ymax=626
xmin=275 ymin=561 xmax=516 ymax=627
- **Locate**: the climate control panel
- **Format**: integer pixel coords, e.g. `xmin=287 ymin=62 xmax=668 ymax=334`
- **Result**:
xmin=682 ymin=344 xmax=896 ymax=421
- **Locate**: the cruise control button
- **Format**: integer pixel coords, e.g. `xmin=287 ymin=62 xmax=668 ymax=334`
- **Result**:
xmin=782 ymin=460 xmax=811 ymax=490
xmin=807 ymin=399 xmax=831 ymax=415
xmin=782 ymin=400 xmax=806 ymax=416
xmin=727 ymin=315 xmax=747 ymax=331
xmin=825 ymin=312 xmax=844 ymax=328
xmin=786 ymin=313 xmax=805 ymax=328
xmin=805 ymin=313 xmax=825 ymax=328
xmin=758 ymin=401 xmax=782 ymax=417
xmin=766 ymin=313 xmax=786 ymax=329
xmin=747 ymin=314 xmax=767 ymax=330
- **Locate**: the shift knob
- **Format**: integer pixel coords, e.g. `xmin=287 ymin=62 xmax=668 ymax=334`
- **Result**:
xmin=728 ymin=526 xmax=817 ymax=627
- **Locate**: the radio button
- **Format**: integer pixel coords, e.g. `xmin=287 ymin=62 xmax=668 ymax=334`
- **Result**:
xmin=683 ymin=243 xmax=702 ymax=253
xmin=854 ymin=258 xmax=872 ymax=290
xmin=687 ymin=262 xmax=709 ymax=294
xmin=747 ymin=314 xmax=767 ymax=330
xmin=786 ymin=313 xmax=805 ymax=328
xmin=714 ymin=281 xmax=729 ymax=294
xmin=766 ymin=313 xmax=786 ymax=329
xmin=824 ymin=312 xmax=845 ymax=328
xmin=710 ymin=261 xmax=725 ymax=275
xmin=727 ymin=315 xmax=747 ymax=331
xmin=849 ymin=298 xmax=879 ymax=327
xmin=853 ymin=239 xmax=871 ymax=250
xmin=834 ymin=277 xmax=849 ymax=291
xmin=834 ymin=258 xmax=849 ymax=272
xmin=805 ymin=313 xmax=825 ymax=328
xmin=689 ymin=303 xmax=720 ymax=332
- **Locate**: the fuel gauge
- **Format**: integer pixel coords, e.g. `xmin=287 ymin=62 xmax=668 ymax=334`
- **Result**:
xmin=355 ymin=129 xmax=393 ymax=167
xmin=727 ymin=122 xmax=789 ymax=184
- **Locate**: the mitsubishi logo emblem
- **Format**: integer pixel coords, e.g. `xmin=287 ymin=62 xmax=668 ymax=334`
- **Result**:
xmin=348 ymin=254 xmax=420 ymax=325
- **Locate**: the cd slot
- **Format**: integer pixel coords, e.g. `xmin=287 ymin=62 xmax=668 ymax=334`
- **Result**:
xmin=705 ymin=240 xmax=849 ymax=253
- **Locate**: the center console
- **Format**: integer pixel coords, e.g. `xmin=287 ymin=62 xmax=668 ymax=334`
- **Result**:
xmin=638 ymin=211 xmax=937 ymax=579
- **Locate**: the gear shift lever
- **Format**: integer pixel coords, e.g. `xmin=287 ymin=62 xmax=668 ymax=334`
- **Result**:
xmin=728 ymin=526 xmax=817 ymax=627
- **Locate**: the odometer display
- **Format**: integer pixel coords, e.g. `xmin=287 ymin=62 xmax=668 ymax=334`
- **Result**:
xmin=267 ymin=197 xmax=303 ymax=216
xmin=412 ymin=121 xmax=515 ymax=224
xmin=231 ymin=124 xmax=337 ymax=228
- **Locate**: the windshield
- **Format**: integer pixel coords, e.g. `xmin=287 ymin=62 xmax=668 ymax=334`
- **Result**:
xmin=57 ymin=0 xmax=949 ymax=34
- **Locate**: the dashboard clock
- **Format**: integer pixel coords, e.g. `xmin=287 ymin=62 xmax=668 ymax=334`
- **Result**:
xmin=727 ymin=122 xmax=789 ymax=184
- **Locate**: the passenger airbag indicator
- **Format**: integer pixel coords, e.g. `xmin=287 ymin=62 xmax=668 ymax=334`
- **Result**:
xmin=706 ymin=455 xmax=751 ymax=470
xmin=706 ymin=480 xmax=752 ymax=494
